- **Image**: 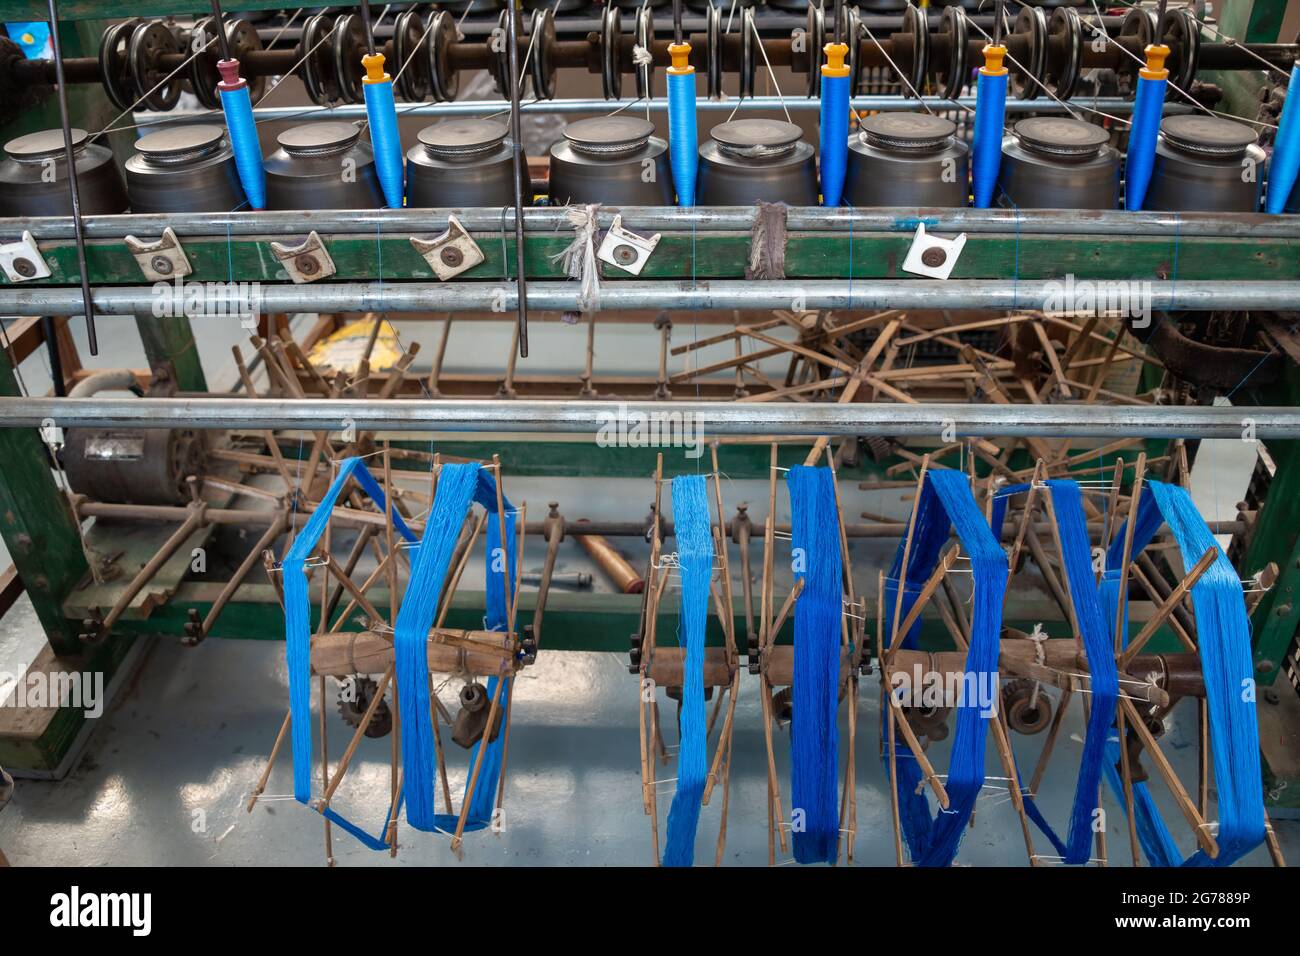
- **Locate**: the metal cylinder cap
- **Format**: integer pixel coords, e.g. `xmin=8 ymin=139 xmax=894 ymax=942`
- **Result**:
xmin=134 ymin=124 xmax=227 ymax=165
xmin=418 ymin=118 xmax=508 ymax=159
xmin=563 ymin=116 xmax=655 ymax=155
xmin=710 ymin=118 xmax=803 ymax=157
xmin=1160 ymin=114 xmax=1258 ymax=158
xmin=861 ymin=112 xmax=956 ymax=151
xmin=1013 ymin=117 xmax=1109 ymax=159
xmin=277 ymin=121 xmax=362 ymax=157
xmin=5 ymin=127 xmax=88 ymax=162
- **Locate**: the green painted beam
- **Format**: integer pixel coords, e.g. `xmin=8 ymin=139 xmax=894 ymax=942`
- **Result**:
xmin=134 ymin=315 xmax=208 ymax=392
xmin=0 ymin=349 xmax=87 ymax=654
xmin=15 ymin=232 xmax=1300 ymax=286
xmin=0 ymin=0 xmax=289 ymax=17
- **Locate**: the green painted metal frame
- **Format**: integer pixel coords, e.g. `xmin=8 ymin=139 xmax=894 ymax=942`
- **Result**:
xmin=12 ymin=230 xmax=1300 ymax=285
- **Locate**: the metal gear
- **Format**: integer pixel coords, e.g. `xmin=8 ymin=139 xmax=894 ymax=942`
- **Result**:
xmin=337 ymin=676 xmax=393 ymax=738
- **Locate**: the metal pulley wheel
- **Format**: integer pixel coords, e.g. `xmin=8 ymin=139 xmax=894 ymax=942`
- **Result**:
xmin=805 ymin=1 xmax=825 ymax=97
xmin=529 ymin=8 xmax=557 ymax=101
xmin=426 ymin=10 xmax=461 ymax=102
xmin=129 ymin=21 xmax=183 ymax=113
xmin=935 ymin=5 xmax=969 ymax=101
xmin=1044 ymin=6 xmax=1083 ymax=101
xmin=185 ymin=16 xmax=222 ymax=110
xmin=224 ymin=18 xmax=266 ymax=102
xmin=1164 ymin=6 xmax=1201 ymax=94
xmin=1011 ymin=5 xmax=1047 ymax=100
xmin=634 ymin=6 xmax=655 ymax=100
xmin=1002 ymin=678 xmax=1053 ymax=735
xmin=901 ymin=3 xmax=930 ymax=98
xmin=99 ymin=18 xmax=140 ymax=112
xmin=489 ymin=9 xmax=516 ymax=96
xmin=331 ymin=12 xmax=367 ymax=104
xmin=600 ymin=5 xmax=622 ymax=100
xmin=300 ymin=12 xmax=341 ymax=105
xmin=1119 ymin=6 xmax=1159 ymax=81
xmin=393 ymin=8 xmax=431 ymax=102
xmin=843 ymin=6 xmax=865 ymax=95
xmin=706 ymin=3 xmax=723 ymax=99
xmin=740 ymin=7 xmax=758 ymax=98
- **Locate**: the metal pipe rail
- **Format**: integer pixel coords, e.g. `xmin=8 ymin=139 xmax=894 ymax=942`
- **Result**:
xmin=8 ymin=398 xmax=1298 ymax=439
xmin=3 ymin=280 xmax=1297 ymax=315
xmin=145 ymin=94 xmax=1174 ymax=125
xmin=9 ymin=206 xmax=1294 ymax=241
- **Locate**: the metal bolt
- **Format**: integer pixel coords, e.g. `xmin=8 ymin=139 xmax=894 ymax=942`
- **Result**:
xmin=613 ymin=243 xmax=639 ymax=266
xmin=1265 ymin=688 xmax=1280 ymax=705
xmin=12 ymin=257 xmax=35 ymax=277
xmin=920 ymin=246 xmax=947 ymax=268
xmin=150 ymin=255 xmax=173 ymax=276
xmin=440 ymin=245 xmax=464 ymax=268
xmin=295 ymin=254 xmax=320 ymax=276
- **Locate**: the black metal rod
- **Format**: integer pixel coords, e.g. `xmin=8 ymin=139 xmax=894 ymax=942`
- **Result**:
xmin=40 ymin=317 xmax=66 ymax=397
xmin=504 ymin=1 xmax=530 ymax=359
xmin=45 ymin=0 xmax=98 ymax=356
xmin=209 ymin=0 xmax=233 ymax=61
xmin=994 ymin=0 xmax=1004 ymax=47
xmin=359 ymin=0 xmax=378 ymax=57
xmin=834 ymin=0 xmax=844 ymax=47
xmin=673 ymin=0 xmax=683 ymax=46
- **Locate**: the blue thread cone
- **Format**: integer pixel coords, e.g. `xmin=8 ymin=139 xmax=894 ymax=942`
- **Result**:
xmin=217 ymin=75 xmax=264 ymax=210
xmin=363 ymin=77 xmax=405 ymax=209
xmin=667 ymin=69 xmax=699 ymax=207
xmin=1267 ymin=65 xmax=1300 ymax=213
xmin=971 ymin=70 xmax=1007 ymax=208
xmin=818 ymin=72 xmax=850 ymax=207
xmin=1125 ymin=73 xmax=1167 ymax=211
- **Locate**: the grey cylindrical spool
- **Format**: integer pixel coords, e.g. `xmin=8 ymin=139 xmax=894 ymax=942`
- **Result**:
xmin=997 ymin=117 xmax=1120 ymax=210
xmin=1144 ymin=115 xmax=1264 ymax=213
xmin=549 ymin=116 xmax=674 ymax=206
xmin=405 ymin=119 xmax=525 ymax=208
xmin=0 ymin=128 xmax=129 ymax=216
xmin=697 ymin=118 xmax=818 ymax=206
xmin=125 ymin=124 xmax=246 ymax=213
xmin=264 ymin=121 xmax=384 ymax=211
xmin=846 ymin=112 xmax=970 ymax=207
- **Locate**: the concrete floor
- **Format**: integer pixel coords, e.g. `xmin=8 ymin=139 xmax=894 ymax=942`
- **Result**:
xmin=1 ymin=635 xmax=1294 ymax=866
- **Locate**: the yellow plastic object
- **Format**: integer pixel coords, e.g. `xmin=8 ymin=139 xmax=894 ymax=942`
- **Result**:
xmin=307 ymin=317 xmax=402 ymax=375
xmin=1140 ymin=43 xmax=1171 ymax=81
xmin=668 ymin=41 xmax=693 ymax=75
xmin=822 ymin=41 xmax=850 ymax=78
xmin=980 ymin=44 xmax=1008 ymax=77
xmin=362 ymin=52 xmax=390 ymax=84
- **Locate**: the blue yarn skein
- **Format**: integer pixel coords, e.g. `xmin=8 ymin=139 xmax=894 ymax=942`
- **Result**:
xmin=662 ymin=474 xmax=714 ymax=866
xmin=787 ymin=465 xmax=843 ymax=863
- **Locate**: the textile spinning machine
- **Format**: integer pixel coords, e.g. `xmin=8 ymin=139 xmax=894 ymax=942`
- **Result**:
xmin=0 ymin=0 xmax=1298 ymax=881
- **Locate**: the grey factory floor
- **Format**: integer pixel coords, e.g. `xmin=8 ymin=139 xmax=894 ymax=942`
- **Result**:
xmin=0 ymin=313 xmax=1296 ymax=866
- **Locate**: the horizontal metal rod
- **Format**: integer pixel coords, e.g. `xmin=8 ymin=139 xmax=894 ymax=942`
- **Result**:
xmin=144 ymin=94 xmax=1169 ymax=128
xmin=12 ymin=398 xmax=1298 ymax=438
xmin=3 ymin=280 xmax=1297 ymax=314
xmin=9 ymin=206 xmax=1293 ymax=242
xmin=69 ymin=498 xmax=1243 ymax=540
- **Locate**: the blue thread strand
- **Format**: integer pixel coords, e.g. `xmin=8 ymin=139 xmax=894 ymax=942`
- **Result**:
xmin=662 ymin=474 xmax=713 ymax=866
xmin=1267 ymin=65 xmax=1300 ymax=213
